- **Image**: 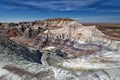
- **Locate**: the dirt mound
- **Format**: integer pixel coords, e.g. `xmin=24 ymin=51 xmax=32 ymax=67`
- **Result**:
xmin=7 ymin=28 xmax=22 ymax=38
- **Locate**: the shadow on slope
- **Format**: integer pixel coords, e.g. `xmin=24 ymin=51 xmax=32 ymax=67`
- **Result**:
xmin=0 ymin=35 xmax=42 ymax=64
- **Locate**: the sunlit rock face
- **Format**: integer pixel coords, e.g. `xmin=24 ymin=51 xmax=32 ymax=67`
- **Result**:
xmin=0 ymin=18 xmax=120 ymax=80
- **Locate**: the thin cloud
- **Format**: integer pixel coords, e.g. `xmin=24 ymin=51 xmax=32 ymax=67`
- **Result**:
xmin=0 ymin=5 xmax=28 ymax=9
xmin=10 ymin=0 xmax=99 ymax=11
xmin=0 ymin=0 xmax=119 ymax=12
xmin=0 ymin=1 xmax=28 ymax=9
xmin=97 ymin=8 xmax=120 ymax=13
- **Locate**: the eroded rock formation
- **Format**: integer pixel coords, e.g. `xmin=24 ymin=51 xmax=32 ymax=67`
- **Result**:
xmin=0 ymin=18 xmax=120 ymax=80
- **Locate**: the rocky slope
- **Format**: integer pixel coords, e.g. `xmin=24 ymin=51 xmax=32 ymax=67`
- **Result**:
xmin=0 ymin=35 xmax=120 ymax=80
xmin=0 ymin=36 xmax=56 ymax=80
xmin=0 ymin=35 xmax=43 ymax=64
xmin=0 ymin=18 xmax=120 ymax=80
xmin=83 ymin=23 xmax=120 ymax=40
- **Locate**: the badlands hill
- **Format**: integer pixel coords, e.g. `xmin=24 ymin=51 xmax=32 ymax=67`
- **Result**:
xmin=0 ymin=18 xmax=119 ymax=40
xmin=83 ymin=23 xmax=120 ymax=40
xmin=0 ymin=18 xmax=120 ymax=61
xmin=0 ymin=18 xmax=120 ymax=80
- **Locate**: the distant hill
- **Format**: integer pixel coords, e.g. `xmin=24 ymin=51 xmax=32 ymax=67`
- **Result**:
xmin=44 ymin=18 xmax=74 ymax=21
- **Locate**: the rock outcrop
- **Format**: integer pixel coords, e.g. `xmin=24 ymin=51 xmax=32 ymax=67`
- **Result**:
xmin=0 ymin=18 xmax=120 ymax=80
xmin=0 ymin=35 xmax=42 ymax=64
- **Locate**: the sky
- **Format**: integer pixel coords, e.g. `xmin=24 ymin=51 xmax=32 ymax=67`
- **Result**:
xmin=0 ymin=0 xmax=120 ymax=23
